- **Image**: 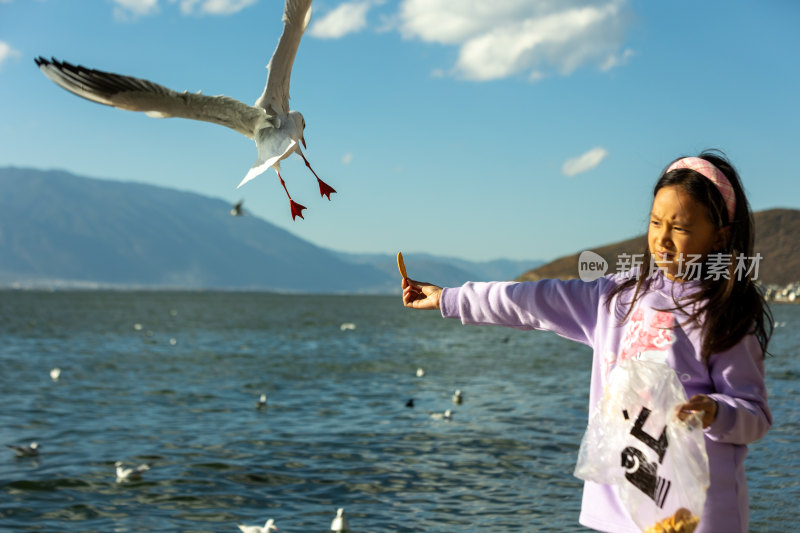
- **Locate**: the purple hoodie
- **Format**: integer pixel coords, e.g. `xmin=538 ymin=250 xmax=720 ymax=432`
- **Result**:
xmin=439 ymin=269 xmax=771 ymax=533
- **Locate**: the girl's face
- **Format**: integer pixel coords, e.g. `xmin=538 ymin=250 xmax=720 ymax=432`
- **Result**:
xmin=648 ymin=185 xmax=727 ymax=280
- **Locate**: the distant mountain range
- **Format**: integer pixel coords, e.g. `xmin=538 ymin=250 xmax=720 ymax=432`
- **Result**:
xmin=0 ymin=167 xmax=541 ymax=293
xmin=518 ymin=208 xmax=800 ymax=286
xmin=4 ymin=167 xmax=794 ymax=292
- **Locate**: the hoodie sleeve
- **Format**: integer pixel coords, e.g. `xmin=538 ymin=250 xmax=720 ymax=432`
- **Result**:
xmin=439 ymin=277 xmax=610 ymax=347
xmin=705 ymin=334 xmax=772 ymax=444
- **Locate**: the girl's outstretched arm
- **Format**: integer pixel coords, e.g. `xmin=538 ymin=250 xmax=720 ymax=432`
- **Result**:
xmin=402 ymin=278 xmax=442 ymax=310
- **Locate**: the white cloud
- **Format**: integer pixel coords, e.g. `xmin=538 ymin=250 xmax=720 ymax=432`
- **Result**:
xmin=0 ymin=41 xmax=21 ymax=70
xmin=562 ymin=147 xmax=608 ymax=177
xmin=113 ymin=0 xmax=159 ymax=19
xmin=341 ymin=152 xmax=354 ymax=164
xmin=113 ymin=0 xmax=257 ymax=17
xmin=396 ymin=0 xmax=631 ymax=81
xmin=600 ymin=47 xmax=634 ymax=71
xmin=310 ymin=1 xmax=372 ymax=39
xmin=178 ymin=0 xmax=257 ymax=16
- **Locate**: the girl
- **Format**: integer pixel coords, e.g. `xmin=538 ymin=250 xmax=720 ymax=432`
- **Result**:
xmin=402 ymin=150 xmax=772 ymax=533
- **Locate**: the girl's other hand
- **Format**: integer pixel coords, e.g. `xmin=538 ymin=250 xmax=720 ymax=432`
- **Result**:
xmin=402 ymin=278 xmax=442 ymax=310
xmin=677 ymin=394 xmax=717 ymax=429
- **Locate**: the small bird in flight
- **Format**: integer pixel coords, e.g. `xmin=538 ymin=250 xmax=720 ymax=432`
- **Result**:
xmin=230 ymin=200 xmax=246 ymax=217
xmin=35 ymin=0 xmax=334 ymax=221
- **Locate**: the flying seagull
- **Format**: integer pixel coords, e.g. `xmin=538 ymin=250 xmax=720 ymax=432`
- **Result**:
xmin=230 ymin=199 xmax=246 ymax=217
xmin=35 ymin=0 xmax=334 ymax=221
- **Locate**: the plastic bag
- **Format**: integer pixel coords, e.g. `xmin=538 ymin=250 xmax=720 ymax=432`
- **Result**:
xmin=574 ymin=359 xmax=710 ymax=532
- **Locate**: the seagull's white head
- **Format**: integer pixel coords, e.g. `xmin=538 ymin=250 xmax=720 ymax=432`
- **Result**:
xmin=288 ymin=111 xmax=306 ymax=148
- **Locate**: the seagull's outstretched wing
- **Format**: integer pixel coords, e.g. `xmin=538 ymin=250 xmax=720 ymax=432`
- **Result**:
xmin=255 ymin=0 xmax=312 ymax=115
xmin=35 ymin=57 xmax=265 ymax=139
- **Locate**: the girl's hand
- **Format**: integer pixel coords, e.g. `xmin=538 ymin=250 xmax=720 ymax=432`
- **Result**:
xmin=677 ymin=394 xmax=717 ymax=429
xmin=402 ymin=278 xmax=442 ymax=310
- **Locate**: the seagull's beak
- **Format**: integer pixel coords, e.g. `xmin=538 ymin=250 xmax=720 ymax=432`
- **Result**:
xmin=301 ymin=135 xmax=307 ymax=149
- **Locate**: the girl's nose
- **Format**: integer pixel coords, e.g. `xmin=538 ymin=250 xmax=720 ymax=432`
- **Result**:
xmin=657 ymin=226 xmax=672 ymax=247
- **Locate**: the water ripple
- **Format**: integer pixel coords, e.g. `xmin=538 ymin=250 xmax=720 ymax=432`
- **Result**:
xmin=0 ymin=292 xmax=797 ymax=531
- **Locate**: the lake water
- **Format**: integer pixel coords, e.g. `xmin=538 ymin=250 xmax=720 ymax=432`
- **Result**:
xmin=0 ymin=291 xmax=797 ymax=532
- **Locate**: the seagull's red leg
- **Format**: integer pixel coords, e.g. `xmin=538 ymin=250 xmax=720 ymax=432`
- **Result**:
xmin=277 ymin=170 xmax=306 ymax=220
xmin=297 ymin=152 xmax=336 ymax=200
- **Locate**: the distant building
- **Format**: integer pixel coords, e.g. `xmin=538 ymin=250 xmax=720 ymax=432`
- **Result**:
xmin=764 ymin=282 xmax=800 ymax=303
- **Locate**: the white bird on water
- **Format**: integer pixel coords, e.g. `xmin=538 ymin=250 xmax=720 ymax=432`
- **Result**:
xmin=35 ymin=0 xmax=334 ymax=221
xmin=237 ymin=518 xmax=278 ymax=533
xmin=452 ymin=389 xmax=463 ymax=404
xmin=430 ymin=409 xmax=454 ymax=421
xmin=330 ymin=507 xmax=349 ymax=532
xmin=115 ymin=461 xmax=150 ymax=482
xmin=8 ymin=442 xmax=40 ymax=457
xmin=256 ymin=393 xmax=268 ymax=409
xmin=50 ymin=367 xmax=61 ymax=381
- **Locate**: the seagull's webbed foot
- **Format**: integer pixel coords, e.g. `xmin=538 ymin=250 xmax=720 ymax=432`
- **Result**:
xmin=289 ymin=199 xmax=307 ymax=220
xmin=297 ymin=151 xmax=336 ymax=200
xmin=277 ymin=171 xmax=307 ymax=221
xmin=317 ymin=178 xmax=337 ymax=201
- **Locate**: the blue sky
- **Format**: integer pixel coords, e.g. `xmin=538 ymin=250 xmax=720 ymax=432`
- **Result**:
xmin=1 ymin=0 xmax=798 ymax=263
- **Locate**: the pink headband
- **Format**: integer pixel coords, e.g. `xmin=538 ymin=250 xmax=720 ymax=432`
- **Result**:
xmin=666 ymin=157 xmax=736 ymax=223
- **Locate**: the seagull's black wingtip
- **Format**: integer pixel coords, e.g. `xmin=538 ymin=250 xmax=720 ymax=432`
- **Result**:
xmin=34 ymin=57 xmax=64 ymax=69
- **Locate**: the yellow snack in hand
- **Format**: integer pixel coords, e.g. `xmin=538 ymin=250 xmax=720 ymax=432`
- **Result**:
xmin=644 ymin=508 xmax=700 ymax=533
xmin=397 ymin=251 xmax=408 ymax=280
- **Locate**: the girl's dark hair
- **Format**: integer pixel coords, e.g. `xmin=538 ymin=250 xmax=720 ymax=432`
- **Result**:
xmin=606 ymin=149 xmax=773 ymax=362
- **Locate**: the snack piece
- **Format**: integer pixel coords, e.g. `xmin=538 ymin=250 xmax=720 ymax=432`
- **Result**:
xmin=644 ymin=508 xmax=700 ymax=533
xmin=397 ymin=251 xmax=408 ymax=280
